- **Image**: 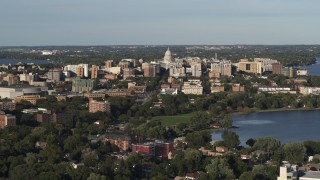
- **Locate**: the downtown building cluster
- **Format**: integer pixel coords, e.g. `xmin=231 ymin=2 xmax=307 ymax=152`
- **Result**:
xmin=0 ymin=48 xmax=315 ymax=130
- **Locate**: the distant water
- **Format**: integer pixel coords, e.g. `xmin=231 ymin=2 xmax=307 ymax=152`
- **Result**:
xmin=0 ymin=59 xmax=51 ymax=65
xmin=212 ymin=110 xmax=320 ymax=145
xmin=298 ymin=57 xmax=320 ymax=75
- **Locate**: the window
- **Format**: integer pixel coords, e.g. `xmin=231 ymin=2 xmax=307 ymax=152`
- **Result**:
xmin=246 ymin=64 xmax=251 ymax=70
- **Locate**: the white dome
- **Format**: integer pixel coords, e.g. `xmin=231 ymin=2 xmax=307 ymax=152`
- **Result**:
xmin=163 ymin=47 xmax=173 ymax=63
xmin=165 ymin=48 xmax=171 ymax=56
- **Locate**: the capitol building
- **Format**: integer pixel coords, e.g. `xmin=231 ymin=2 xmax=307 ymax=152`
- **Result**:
xmin=163 ymin=47 xmax=173 ymax=64
xmin=160 ymin=48 xmax=186 ymax=77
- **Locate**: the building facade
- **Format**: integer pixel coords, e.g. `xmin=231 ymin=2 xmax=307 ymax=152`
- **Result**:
xmin=123 ymin=68 xmax=135 ymax=80
xmin=0 ymin=114 xmax=16 ymax=129
xmin=144 ymin=63 xmax=156 ymax=77
xmin=0 ymin=101 xmax=16 ymax=111
xmin=272 ymin=62 xmax=283 ymax=75
xmin=131 ymin=141 xmax=173 ymax=157
xmin=210 ymin=60 xmax=232 ymax=78
xmin=91 ymin=65 xmax=99 ymax=79
xmin=47 ymin=68 xmax=62 ymax=82
xmin=72 ymin=77 xmax=96 ymax=93
xmin=238 ymin=59 xmax=262 ymax=74
xmin=182 ymin=80 xmax=203 ymax=95
xmin=15 ymin=95 xmax=45 ymax=105
xmin=89 ymin=100 xmax=111 ymax=113
xmin=105 ymin=60 xmax=113 ymax=69
xmin=105 ymin=134 xmax=131 ymax=151
xmin=190 ymin=62 xmax=202 ymax=77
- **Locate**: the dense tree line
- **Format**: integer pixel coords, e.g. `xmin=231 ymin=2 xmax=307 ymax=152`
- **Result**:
xmin=1 ymin=45 xmax=319 ymax=66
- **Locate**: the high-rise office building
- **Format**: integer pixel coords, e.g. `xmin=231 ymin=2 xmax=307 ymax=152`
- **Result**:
xmin=190 ymin=62 xmax=202 ymax=77
xmin=144 ymin=63 xmax=156 ymax=77
xmin=210 ymin=60 xmax=232 ymax=78
xmin=76 ymin=66 xmax=85 ymax=78
xmin=91 ymin=65 xmax=99 ymax=79
xmin=105 ymin=60 xmax=113 ymax=68
xmin=123 ymin=68 xmax=135 ymax=80
xmin=47 ymin=68 xmax=62 ymax=82
xmin=272 ymin=62 xmax=283 ymax=75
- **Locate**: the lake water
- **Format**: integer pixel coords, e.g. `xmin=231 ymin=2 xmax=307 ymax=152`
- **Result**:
xmin=298 ymin=57 xmax=320 ymax=75
xmin=212 ymin=110 xmax=320 ymax=145
xmin=0 ymin=59 xmax=51 ymax=65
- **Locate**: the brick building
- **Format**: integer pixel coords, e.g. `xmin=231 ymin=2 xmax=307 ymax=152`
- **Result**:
xmin=232 ymin=84 xmax=245 ymax=92
xmin=91 ymin=65 xmax=99 ymax=79
xmin=89 ymin=100 xmax=111 ymax=113
xmin=272 ymin=62 xmax=283 ymax=75
xmin=15 ymin=95 xmax=46 ymax=105
xmin=37 ymin=111 xmax=74 ymax=127
xmin=131 ymin=140 xmax=174 ymax=157
xmin=105 ymin=134 xmax=131 ymax=151
xmin=0 ymin=101 xmax=16 ymax=111
xmin=0 ymin=114 xmax=16 ymax=129
xmin=76 ymin=66 xmax=85 ymax=78
xmin=143 ymin=63 xmax=156 ymax=77
xmin=84 ymin=93 xmax=106 ymax=99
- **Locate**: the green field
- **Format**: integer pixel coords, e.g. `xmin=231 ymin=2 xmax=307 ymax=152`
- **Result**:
xmin=151 ymin=113 xmax=194 ymax=126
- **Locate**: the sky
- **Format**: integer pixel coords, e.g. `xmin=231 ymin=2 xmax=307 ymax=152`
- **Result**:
xmin=0 ymin=0 xmax=320 ymax=46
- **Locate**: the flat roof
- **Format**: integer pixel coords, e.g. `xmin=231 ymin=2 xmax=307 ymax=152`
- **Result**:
xmin=300 ymin=171 xmax=320 ymax=179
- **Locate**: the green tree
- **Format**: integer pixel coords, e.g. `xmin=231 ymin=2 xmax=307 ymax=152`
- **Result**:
xmin=25 ymin=153 xmax=37 ymax=166
xmin=9 ymin=164 xmax=37 ymax=180
xmin=189 ymin=111 xmax=211 ymax=130
xmin=40 ymin=145 xmax=63 ymax=163
xmin=303 ymin=141 xmax=320 ymax=155
xmin=37 ymin=172 xmax=61 ymax=180
xmin=87 ymin=173 xmax=107 ymax=180
xmin=283 ymin=142 xmax=306 ymax=164
xmin=222 ymin=115 xmax=233 ymax=128
xmin=184 ymin=148 xmax=203 ymax=172
xmin=222 ymin=130 xmax=240 ymax=149
xmin=64 ymin=135 xmax=87 ymax=153
xmin=253 ymin=137 xmax=281 ymax=157
xmin=205 ymin=157 xmax=235 ymax=180
xmin=239 ymin=172 xmax=253 ymax=180
xmin=186 ymin=131 xmax=211 ymax=148
xmin=246 ymin=138 xmax=256 ymax=147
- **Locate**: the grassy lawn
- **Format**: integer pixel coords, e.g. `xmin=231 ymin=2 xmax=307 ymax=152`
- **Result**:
xmin=151 ymin=113 xmax=194 ymax=126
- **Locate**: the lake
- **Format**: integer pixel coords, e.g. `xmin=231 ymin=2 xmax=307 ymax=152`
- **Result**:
xmin=212 ymin=110 xmax=320 ymax=145
xmin=0 ymin=59 xmax=51 ymax=65
xmin=297 ymin=57 xmax=320 ymax=76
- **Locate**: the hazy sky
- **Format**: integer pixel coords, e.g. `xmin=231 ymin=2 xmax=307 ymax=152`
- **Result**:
xmin=1 ymin=0 xmax=320 ymax=46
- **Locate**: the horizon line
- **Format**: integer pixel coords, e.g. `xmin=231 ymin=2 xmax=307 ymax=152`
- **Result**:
xmin=1 ymin=44 xmax=320 ymax=47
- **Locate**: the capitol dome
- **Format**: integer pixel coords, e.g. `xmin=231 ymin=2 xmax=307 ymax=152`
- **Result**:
xmin=163 ymin=47 xmax=173 ymax=63
xmin=165 ymin=48 xmax=171 ymax=56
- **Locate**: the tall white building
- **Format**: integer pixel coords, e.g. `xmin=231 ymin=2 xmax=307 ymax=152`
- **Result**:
xmin=64 ymin=64 xmax=89 ymax=77
xmin=19 ymin=73 xmax=34 ymax=83
xmin=190 ymin=62 xmax=202 ymax=77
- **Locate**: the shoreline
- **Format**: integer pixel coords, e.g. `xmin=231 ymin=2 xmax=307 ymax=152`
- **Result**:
xmin=231 ymin=107 xmax=320 ymax=116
